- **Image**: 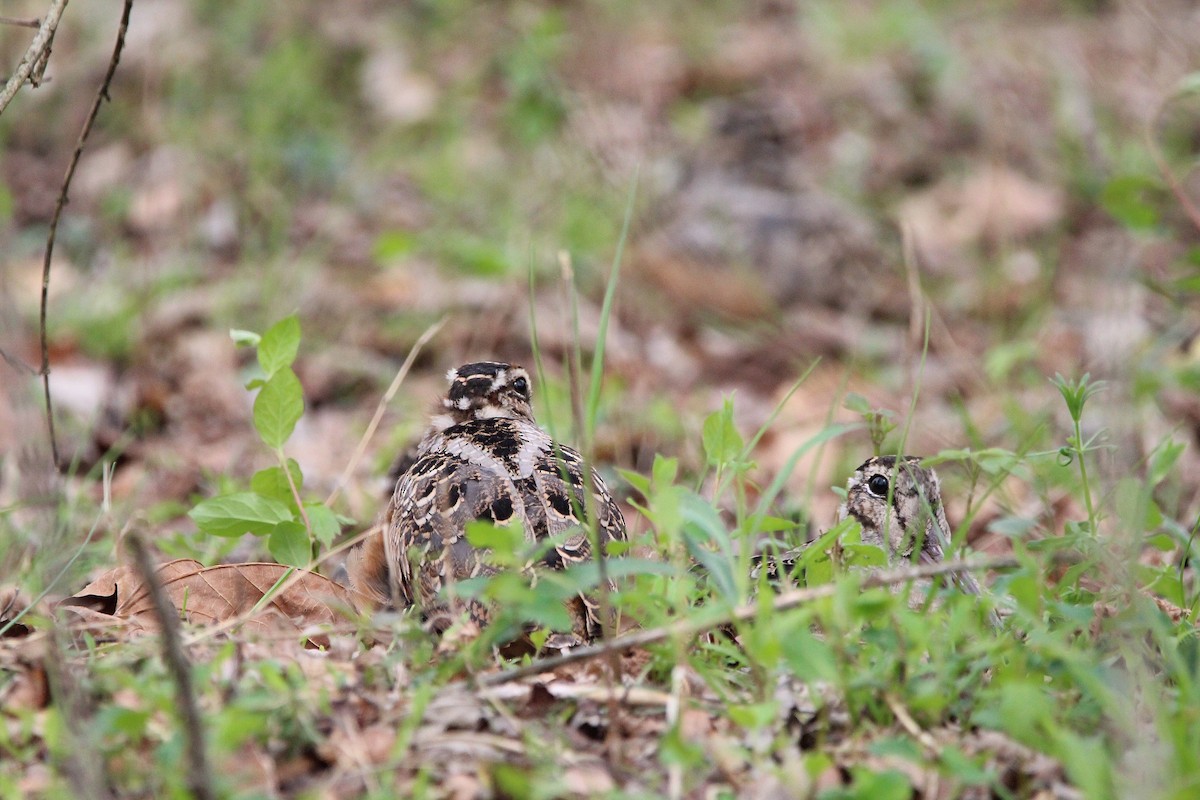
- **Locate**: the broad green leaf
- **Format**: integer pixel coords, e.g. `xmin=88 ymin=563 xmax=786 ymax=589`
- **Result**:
xmin=95 ymin=706 xmax=152 ymax=737
xmin=257 ymin=315 xmax=301 ymax=378
xmin=476 ymin=573 xmax=574 ymax=630
xmin=782 ymin=626 xmax=838 ymax=681
xmin=189 ymin=492 xmax=293 ymax=537
xmin=250 ymin=460 xmax=303 ymax=507
xmin=1054 ymin=731 xmax=1114 ymax=800
xmin=1100 ymin=174 xmax=1160 ymax=231
xmin=254 ymin=368 xmax=304 ymax=448
xmin=269 ymin=521 xmax=312 ymax=567
xmin=702 ymin=399 xmax=743 ymax=466
xmin=868 ymin=736 xmax=923 ymax=760
xmin=465 ymin=520 xmax=525 ymax=562
xmin=727 ymin=702 xmax=777 ymax=729
xmin=843 ymin=392 xmax=871 ymax=414
xmin=755 ymin=515 xmax=800 ymax=533
xmin=550 ymin=558 xmax=675 ymax=593
xmin=617 ymin=468 xmax=650 ymax=498
xmin=527 ymin=627 xmax=550 ymax=651
xmin=806 ymin=555 xmax=834 ymax=585
xmin=846 ymin=768 xmax=911 ymax=800
xmin=988 ymin=516 xmax=1037 ymax=538
xmin=841 ymin=543 xmax=889 ymax=568
xmin=651 ymin=454 xmax=678 ymax=488
xmin=938 ymin=746 xmax=991 ymax=786
xmin=305 ymin=503 xmax=341 ymax=548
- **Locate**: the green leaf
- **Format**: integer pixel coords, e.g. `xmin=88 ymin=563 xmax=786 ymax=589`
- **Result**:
xmin=269 ymin=521 xmax=312 ymax=567
xmin=465 ymin=520 xmax=525 ymax=563
xmin=250 ymin=460 xmax=303 ymax=508
xmin=1173 ymin=71 xmax=1200 ymax=97
xmin=782 ymin=626 xmax=838 ymax=681
xmin=841 ymin=543 xmax=889 ymax=568
xmin=95 ymin=706 xmax=152 ymax=737
xmin=998 ymin=681 xmax=1053 ymax=746
xmin=727 ymin=701 xmax=777 ymax=729
xmin=189 ymin=493 xmax=293 ymax=537
xmin=846 ymin=768 xmax=911 ymax=800
xmin=551 ymin=557 xmax=675 ymax=593
xmin=254 ymin=368 xmax=304 ymax=448
xmin=702 ymin=399 xmax=743 ymax=466
xmin=373 ymin=229 xmax=416 ymax=263
xmin=617 ymin=468 xmax=650 ymax=498
xmin=305 ymin=503 xmax=341 ymax=548
xmin=437 ymin=236 xmax=511 ymax=276
xmin=651 ymin=454 xmax=678 ymax=488
xmin=1100 ymin=174 xmax=1160 ymax=231
xmin=1148 ymin=439 xmax=1185 ymax=486
xmin=1054 ymin=731 xmax=1114 ymax=800
xmin=229 ymin=329 xmax=261 ymax=348
xmin=257 ymin=315 xmax=301 ymax=378
xmin=938 ymin=746 xmax=991 ymax=785
xmin=843 ymin=392 xmax=871 ymax=414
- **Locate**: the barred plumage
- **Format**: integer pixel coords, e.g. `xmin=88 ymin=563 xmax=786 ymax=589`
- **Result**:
xmin=348 ymin=362 xmax=625 ymax=646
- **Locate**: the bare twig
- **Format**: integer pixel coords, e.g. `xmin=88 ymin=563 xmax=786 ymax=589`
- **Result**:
xmin=127 ymin=533 xmax=215 ymax=800
xmin=0 ymin=0 xmax=67 ymax=115
xmin=0 ymin=16 xmax=41 ymax=29
xmin=0 ymin=346 xmax=37 ymax=375
xmin=885 ymin=693 xmax=941 ymax=755
xmin=37 ymin=0 xmax=133 ymax=468
xmin=475 ymin=555 xmax=1025 ymax=687
xmin=1145 ymin=126 xmax=1200 ymax=233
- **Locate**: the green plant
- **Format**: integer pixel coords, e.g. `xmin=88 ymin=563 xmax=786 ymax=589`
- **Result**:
xmin=188 ymin=315 xmax=344 ymax=568
xmin=1051 ymin=372 xmax=1106 ymax=535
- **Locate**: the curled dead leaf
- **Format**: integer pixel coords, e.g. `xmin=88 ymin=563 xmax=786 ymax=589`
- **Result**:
xmin=59 ymin=560 xmax=354 ymax=640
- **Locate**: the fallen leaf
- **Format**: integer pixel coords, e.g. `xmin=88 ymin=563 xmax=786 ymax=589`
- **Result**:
xmin=60 ymin=560 xmax=354 ymax=637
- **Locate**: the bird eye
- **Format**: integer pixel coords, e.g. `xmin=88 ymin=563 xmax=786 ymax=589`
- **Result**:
xmin=511 ymin=376 xmax=529 ymax=397
xmin=866 ymin=474 xmax=890 ymax=497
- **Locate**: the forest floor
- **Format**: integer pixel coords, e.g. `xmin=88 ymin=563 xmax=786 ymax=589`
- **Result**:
xmin=2 ymin=1 xmax=1200 ymax=798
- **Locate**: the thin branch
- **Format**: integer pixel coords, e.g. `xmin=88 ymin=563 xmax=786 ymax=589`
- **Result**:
xmin=127 ymin=533 xmax=215 ymax=800
xmin=0 ymin=0 xmax=67 ymax=115
xmin=1145 ymin=126 xmax=1200 ymax=233
xmin=1145 ymin=84 xmax=1200 ymax=234
xmin=475 ymin=555 xmax=1025 ymax=687
xmin=0 ymin=16 xmax=42 ymax=29
xmin=0 ymin=346 xmax=37 ymax=375
xmin=38 ymin=0 xmax=133 ymax=468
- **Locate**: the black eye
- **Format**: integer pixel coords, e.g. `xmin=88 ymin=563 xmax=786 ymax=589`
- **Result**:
xmin=511 ymin=376 xmax=529 ymax=397
xmin=866 ymin=474 xmax=890 ymax=497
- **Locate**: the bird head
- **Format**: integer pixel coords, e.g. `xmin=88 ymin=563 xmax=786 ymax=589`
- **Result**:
xmin=432 ymin=361 xmax=535 ymax=429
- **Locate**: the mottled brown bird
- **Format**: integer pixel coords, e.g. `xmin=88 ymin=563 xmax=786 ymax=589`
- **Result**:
xmin=839 ymin=455 xmax=984 ymax=597
xmin=753 ymin=455 xmax=989 ymax=605
xmin=348 ymin=362 xmax=626 ymax=646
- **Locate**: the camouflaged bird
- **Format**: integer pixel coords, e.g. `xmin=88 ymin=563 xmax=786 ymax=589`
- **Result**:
xmin=840 ymin=455 xmax=984 ymax=596
xmin=348 ymin=362 xmax=626 ymax=646
xmin=756 ymin=455 xmax=986 ymax=600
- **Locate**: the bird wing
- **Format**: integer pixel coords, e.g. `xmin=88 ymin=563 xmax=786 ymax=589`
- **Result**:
xmin=529 ymin=443 xmax=626 ymax=568
xmin=385 ymin=449 xmax=525 ymax=611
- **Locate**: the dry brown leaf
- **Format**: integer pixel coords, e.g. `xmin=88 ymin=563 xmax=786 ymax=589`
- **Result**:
xmin=60 ymin=560 xmax=353 ymax=636
xmin=0 ymin=587 xmax=35 ymax=638
xmin=0 ymin=652 xmax=49 ymax=712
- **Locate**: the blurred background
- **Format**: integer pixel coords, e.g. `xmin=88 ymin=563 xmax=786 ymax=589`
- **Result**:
xmin=2 ymin=0 xmax=1199 ymax=566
